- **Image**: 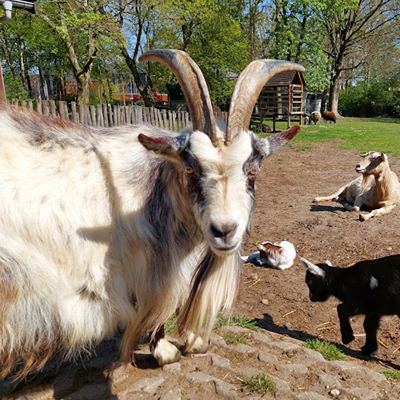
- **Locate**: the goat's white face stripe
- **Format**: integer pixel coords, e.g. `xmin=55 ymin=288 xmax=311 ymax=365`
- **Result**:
xmin=369 ymin=276 xmax=379 ymax=290
xmin=189 ymin=131 xmax=253 ymax=254
xmin=190 ymin=130 xmax=253 ymax=172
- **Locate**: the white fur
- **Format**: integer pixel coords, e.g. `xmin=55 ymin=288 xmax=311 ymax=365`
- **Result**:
xmin=0 ymin=101 xmax=297 ymax=378
xmin=242 ymin=240 xmax=296 ymax=270
xmin=370 ymin=276 xmax=379 ymax=290
xmin=152 ymin=338 xmax=181 ymax=366
xmin=300 ymin=258 xmax=326 ymax=278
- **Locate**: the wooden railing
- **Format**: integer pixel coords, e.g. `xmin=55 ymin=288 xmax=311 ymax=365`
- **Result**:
xmin=10 ymin=99 xmax=228 ymax=132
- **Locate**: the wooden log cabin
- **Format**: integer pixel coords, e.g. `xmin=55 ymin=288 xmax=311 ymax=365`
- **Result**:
xmin=255 ymin=70 xmax=305 ymax=132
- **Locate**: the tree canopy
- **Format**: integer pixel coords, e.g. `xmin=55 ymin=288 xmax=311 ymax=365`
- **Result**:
xmin=0 ymin=0 xmax=399 ymax=112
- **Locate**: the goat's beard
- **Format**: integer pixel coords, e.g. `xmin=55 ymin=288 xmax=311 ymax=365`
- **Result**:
xmin=177 ymin=248 xmax=242 ymax=347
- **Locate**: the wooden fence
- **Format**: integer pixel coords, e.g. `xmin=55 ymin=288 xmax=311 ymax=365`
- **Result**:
xmin=11 ymin=99 xmax=228 ymax=132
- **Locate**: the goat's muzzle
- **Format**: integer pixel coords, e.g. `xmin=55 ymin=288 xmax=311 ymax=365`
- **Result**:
xmin=208 ymin=221 xmax=240 ymax=254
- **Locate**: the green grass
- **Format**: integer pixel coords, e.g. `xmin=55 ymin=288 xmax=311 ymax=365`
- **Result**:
xmin=304 ymin=339 xmax=347 ymax=361
xmin=164 ymin=314 xmax=177 ymax=335
xmin=263 ymin=117 xmax=400 ymax=156
xmin=381 ymin=370 xmax=400 ymax=381
xmin=217 ymin=314 xmax=259 ymax=331
xmin=239 ymin=374 xmax=277 ymax=397
xmin=222 ymin=331 xmax=248 ymax=344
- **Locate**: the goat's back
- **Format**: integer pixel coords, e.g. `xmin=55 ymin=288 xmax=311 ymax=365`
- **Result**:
xmin=339 ymin=255 xmax=400 ymax=313
xmin=0 ymin=108 xmax=193 ymax=376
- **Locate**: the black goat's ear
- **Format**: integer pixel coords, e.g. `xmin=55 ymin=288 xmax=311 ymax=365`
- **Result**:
xmin=325 ymin=260 xmax=333 ymax=267
xmin=300 ymin=257 xmax=326 ymax=278
xmin=138 ymin=132 xmax=189 ymax=159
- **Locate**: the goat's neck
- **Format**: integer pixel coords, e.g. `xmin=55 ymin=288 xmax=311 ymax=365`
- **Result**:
xmin=373 ymin=165 xmax=392 ymax=199
xmin=330 ymin=268 xmax=350 ymax=302
xmin=362 ymin=175 xmax=371 ymax=186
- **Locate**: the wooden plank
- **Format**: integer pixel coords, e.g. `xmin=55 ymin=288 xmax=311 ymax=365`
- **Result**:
xmin=59 ymin=101 xmax=67 ymax=120
xmin=161 ymin=109 xmax=167 ymax=129
xmin=71 ymin=102 xmax=78 ymax=123
xmin=97 ymin=104 xmax=104 ymax=127
xmin=49 ymin=100 xmax=57 ymax=116
xmin=42 ymin=100 xmax=50 ymax=116
xmin=90 ymin=105 xmax=96 ymax=126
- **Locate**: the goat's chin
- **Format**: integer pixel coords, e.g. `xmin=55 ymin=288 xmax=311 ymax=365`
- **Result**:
xmin=209 ymin=239 xmax=241 ymax=257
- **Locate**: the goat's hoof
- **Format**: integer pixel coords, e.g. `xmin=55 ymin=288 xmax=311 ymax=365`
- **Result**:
xmin=361 ymin=345 xmax=377 ymax=356
xmin=359 ymin=214 xmax=370 ymax=221
xmin=151 ymin=338 xmax=181 ymax=366
xmin=184 ymin=334 xmax=208 ymax=355
xmin=342 ymin=334 xmax=355 ymax=345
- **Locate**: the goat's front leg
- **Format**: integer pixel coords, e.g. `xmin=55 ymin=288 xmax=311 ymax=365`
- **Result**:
xmin=337 ymin=303 xmax=355 ymax=344
xmin=150 ymin=325 xmax=181 ymax=366
xmin=183 ymin=332 xmax=209 ymax=355
xmin=360 ymin=204 xmax=396 ymax=221
xmin=361 ymin=313 xmax=381 ymax=355
xmin=343 ymin=195 xmax=363 ymax=212
xmin=314 ymin=184 xmax=349 ymax=203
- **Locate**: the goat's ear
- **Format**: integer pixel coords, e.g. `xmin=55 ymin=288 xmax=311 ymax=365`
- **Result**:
xmin=300 ymin=257 xmax=326 ymax=278
xmin=259 ymin=125 xmax=300 ymax=158
xmin=360 ymin=152 xmax=369 ymax=158
xmin=138 ymin=133 xmax=189 ymax=159
xmin=325 ymin=260 xmax=333 ymax=267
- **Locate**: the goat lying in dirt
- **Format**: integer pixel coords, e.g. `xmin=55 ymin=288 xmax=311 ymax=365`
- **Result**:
xmin=314 ymin=151 xmax=400 ymax=220
xmin=301 ymin=255 xmax=400 ymax=356
xmin=241 ymin=240 xmax=296 ymax=270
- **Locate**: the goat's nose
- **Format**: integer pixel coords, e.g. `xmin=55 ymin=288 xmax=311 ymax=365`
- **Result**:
xmin=210 ymin=222 xmax=238 ymax=241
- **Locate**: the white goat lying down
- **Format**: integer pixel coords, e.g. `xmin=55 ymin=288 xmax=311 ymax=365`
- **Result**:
xmin=0 ymin=49 xmax=303 ymax=379
xmin=241 ymin=240 xmax=296 ymax=270
xmin=314 ymin=151 xmax=400 ymax=220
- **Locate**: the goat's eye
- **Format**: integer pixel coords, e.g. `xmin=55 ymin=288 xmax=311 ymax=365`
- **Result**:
xmin=185 ymin=166 xmax=194 ymax=175
xmin=248 ymin=169 xmax=257 ymax=176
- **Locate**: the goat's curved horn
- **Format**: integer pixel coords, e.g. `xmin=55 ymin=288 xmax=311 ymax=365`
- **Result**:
xmin=226 ymin=60 xmax=305 ymax=145
xmin=139 ymin=49 xmax=218 ymax=146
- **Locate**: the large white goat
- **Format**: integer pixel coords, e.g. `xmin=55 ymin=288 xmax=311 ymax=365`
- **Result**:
xmin=0 ymin=49 xmax=302 ymax=379
xmin=314 ymin=151 xmax=400 ymax=220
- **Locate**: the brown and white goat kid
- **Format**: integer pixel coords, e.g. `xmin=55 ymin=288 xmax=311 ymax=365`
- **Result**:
xmin=0 ymin=50 xmax=302 ymax=379
xmin=314 ymin=151 xmax=400 ymax=220
xmin=241 ymin=240 xmax=296 ymax=270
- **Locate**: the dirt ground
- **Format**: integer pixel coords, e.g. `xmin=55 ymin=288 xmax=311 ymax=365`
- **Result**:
xmin=236 ymin=139 xmax=400 ymax=366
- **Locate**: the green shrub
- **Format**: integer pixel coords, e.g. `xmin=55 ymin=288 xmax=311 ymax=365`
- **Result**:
xmin=338 ymin=79 xmax=400 ymax=117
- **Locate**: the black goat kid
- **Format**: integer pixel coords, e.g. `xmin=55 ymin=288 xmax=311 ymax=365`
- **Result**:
xmin=301 ymin=255 xmax=400 ymax=356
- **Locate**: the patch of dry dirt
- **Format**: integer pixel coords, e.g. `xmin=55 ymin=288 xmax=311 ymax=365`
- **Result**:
xmin=237 ymin=140 xmax=400 ymax=365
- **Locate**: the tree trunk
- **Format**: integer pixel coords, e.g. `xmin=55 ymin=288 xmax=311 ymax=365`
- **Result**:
xmin=76 ymin=72 xmax=91 ymax=105
xmin=120 ymin=46 xmax=152 ymax=107
xmin=328 ymin=73 xmax=340 ymax=115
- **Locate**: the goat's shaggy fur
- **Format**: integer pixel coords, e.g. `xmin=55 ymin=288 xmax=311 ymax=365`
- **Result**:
xmin=314 ymin=151 xmax=400 ymax=220
xmin=0 ymin=50 xmax=303 ymax=379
